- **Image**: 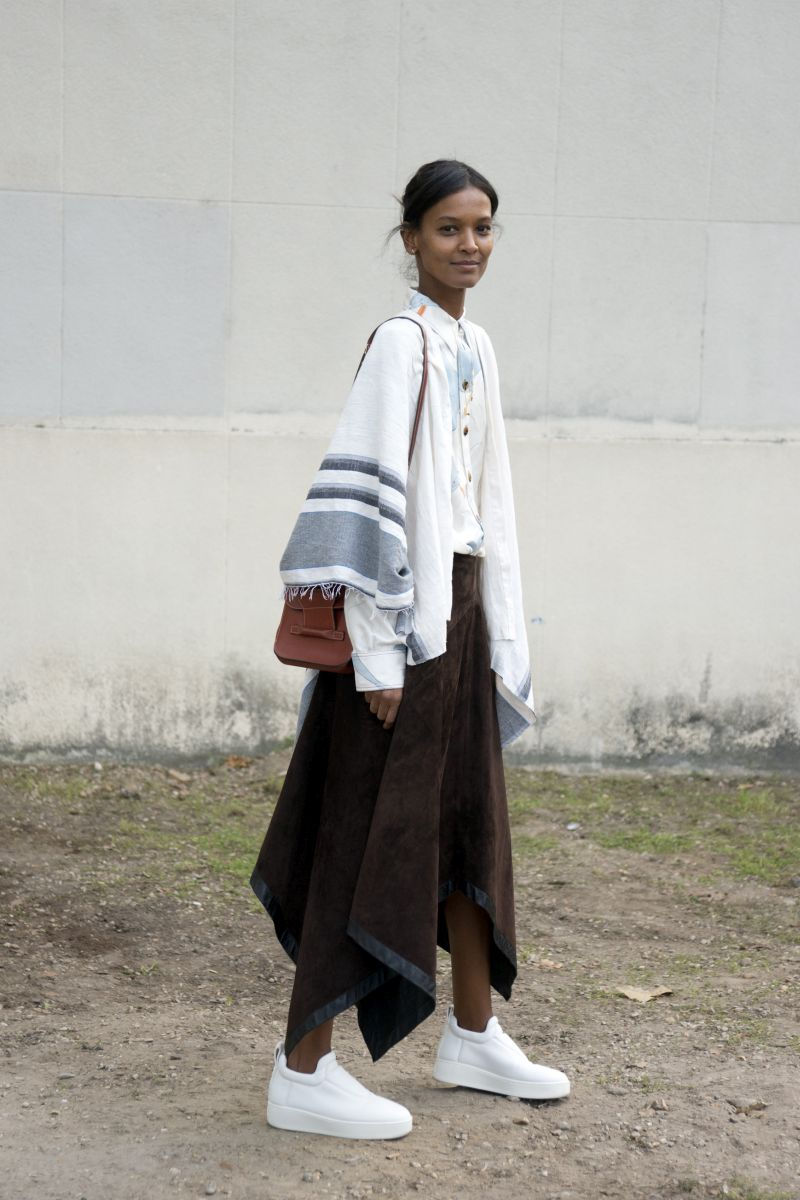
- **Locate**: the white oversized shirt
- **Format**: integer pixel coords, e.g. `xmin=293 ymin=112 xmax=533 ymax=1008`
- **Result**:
xmin=280 ymin=290 xmax=535 ymax=745
xmin=345 ymin=290 xmax=487 ymax=693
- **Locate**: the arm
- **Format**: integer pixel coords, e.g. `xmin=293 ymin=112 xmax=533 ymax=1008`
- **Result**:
xmin=344 ymin=589 xmax=406 ymax=730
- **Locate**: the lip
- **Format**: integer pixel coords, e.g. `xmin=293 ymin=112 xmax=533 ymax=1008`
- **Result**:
xmin=452 ymin=261 xmax=481 ymax=269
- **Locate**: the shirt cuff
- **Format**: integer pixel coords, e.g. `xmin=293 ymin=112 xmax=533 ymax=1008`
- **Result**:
xmin=351 ymin=650 xmax=407 ymax=692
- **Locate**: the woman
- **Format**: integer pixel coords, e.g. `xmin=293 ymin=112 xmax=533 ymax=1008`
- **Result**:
xmin=251 ymin=160 xmax=570 ymax=1140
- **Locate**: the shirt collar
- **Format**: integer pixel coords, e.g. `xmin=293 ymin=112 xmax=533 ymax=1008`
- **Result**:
xmin=406 ymin=288 xmax=469 ymax=350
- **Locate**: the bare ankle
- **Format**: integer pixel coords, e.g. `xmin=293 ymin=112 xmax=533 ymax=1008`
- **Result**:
xmin=453 ymin=1006 xmax=492 ymax=1033
xmin=286 ymin=1046 xmax=322 ymax=1074
xmin=284 ymin=1018 xmax=334 ymax=1074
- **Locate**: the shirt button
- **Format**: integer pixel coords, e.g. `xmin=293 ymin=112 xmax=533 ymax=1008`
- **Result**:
xmin=468 ymin=471 xmax=472 ymax=482
xmin=463 ymin=425 xmax=469 ymax=435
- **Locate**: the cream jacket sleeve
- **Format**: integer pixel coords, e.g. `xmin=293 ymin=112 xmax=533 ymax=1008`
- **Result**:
xmin=344 ymin=589 xmax=407 ymax=692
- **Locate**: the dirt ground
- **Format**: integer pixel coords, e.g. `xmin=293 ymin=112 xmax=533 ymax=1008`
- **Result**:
xmin=1 ymin=754 xmax=798 ymax=1200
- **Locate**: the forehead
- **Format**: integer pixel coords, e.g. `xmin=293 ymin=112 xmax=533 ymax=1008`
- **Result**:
xmin=424 ymin=186 xmax=493 ymax=221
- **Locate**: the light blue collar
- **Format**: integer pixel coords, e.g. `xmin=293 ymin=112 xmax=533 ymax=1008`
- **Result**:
xmin=406 ymin=289 xmax=470 ymax=355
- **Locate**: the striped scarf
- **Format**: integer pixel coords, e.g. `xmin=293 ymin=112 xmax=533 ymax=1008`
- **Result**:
xmin=279 ymin=301 xmax=535 ymax=746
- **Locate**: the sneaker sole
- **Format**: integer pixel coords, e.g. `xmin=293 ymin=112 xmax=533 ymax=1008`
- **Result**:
xmin=433 ymin=1058 xmax=570 ymax=1100
xmin=267 ymin=1101 xmax=412 ymax=1140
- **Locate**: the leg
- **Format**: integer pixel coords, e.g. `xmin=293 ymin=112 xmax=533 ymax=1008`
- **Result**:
xmin=445 ymin=890 xmax=493 ymax=1032
xmin=269 ymin=1012 xmax=412 ymax=1138
xmin=286 ymin=1018 xmax=333 ymax=1074
xmin=435 ymin=892 xmax=570 ymax=1100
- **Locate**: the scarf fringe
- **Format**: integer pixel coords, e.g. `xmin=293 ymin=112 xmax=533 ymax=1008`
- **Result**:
xmin=283 ymin=582 xmax=344 ymax=602
xmin=282 ymin=582 xmax=416 ymax=622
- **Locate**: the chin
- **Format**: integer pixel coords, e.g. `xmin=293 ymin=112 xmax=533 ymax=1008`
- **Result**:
xmin=450 ymin=268 xmax=486 ymax=289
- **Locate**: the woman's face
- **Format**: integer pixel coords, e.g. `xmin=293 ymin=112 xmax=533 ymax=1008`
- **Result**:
xmin=403 ymin=186 xmax=494 ymax=309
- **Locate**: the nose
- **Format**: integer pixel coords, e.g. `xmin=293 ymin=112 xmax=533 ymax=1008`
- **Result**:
xmin=459 ymin=228 xmax=478 ymax=254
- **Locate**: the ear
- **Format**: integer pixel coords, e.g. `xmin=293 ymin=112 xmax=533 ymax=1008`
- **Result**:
xmin=401 ymin=231 xmax=417 ymax=256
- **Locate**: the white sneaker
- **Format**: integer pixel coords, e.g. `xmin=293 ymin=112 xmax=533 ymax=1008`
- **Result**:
xmin=433 ymin=1006 xmax=570 ymax=1100
xmin=266 ymin=1042 xmax=412 ymax=1139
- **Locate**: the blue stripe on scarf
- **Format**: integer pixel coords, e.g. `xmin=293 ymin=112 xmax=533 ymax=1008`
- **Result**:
xmin=280 ymin=510 xmax=413 ymax=600
xmin=320 ymin=455 xmax=406 ymax=497
xmin=406 ymin=630 xmax=429 ymax=664
xmin=495 ymin=690 xmax=530 ymax=748
xmin=306 ymin=486 xmax=405 ymax=531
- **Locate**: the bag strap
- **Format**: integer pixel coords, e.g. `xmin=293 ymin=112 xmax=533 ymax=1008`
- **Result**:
xmin=353 ymin=316 xmax=429 ymax=466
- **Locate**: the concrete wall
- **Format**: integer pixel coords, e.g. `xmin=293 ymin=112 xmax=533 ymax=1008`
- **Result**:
xmin=1 ymin=1 xmax=799 ymax=766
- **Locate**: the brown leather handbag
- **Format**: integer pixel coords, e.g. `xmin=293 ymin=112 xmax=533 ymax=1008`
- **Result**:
xmin=274 ymin=316 xmax=429 ymax=674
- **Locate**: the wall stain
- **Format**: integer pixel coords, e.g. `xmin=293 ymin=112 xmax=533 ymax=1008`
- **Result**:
xmin=620 ymin=690 xmax=800 ymax=770
xmin=698 ymin=653 xmax=712 ymax=705
xmin=2 ymin=666 xmax=799 ymax=771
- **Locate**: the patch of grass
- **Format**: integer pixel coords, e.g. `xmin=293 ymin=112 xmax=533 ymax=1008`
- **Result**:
xmin=594 ymin=830 xmax=696 ymax=855
xmin=593 ymin=1069 xmax=625 ymax=1087
xmin=194 ymin=825 xmax=262 ymax=894
xmin=724 ymin=837 xmax=799 ymax=886
xmin=121 ymin=961 xmax=160 ymax=977
xmin=712 ymin=1180 xmax=797 ymax=1200
xmin=579 ymin=983 xmax=616 ymax=1002
xmin=634 ymin=1073 xmax=669 ymax=1094
xmin=728 ymin=1017 xmax=772 ymax=1048
xmin=512 ymin=833 xmax=559 ymax=856
xmin=505 ymin=770 xmax=619 ymax=823
xmin=504 ymin=769 xmax=800 ymax=887
xmin=37 ymin=775 xmax=88 ymax=804
xmin=662 ymin=952 xmax=707 ymax=977
xmin=110 ymin=786 xmax=274 ymax=902
xmin=717 ymin=787 xmax=786 ymax=818
xmin=672 ymin=992 xmax=774 ymax=1048
xmin=116 ymin=819 xmax=177 ymax=849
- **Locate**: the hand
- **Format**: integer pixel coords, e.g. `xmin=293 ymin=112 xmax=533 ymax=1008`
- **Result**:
xmin=364 ymin=688 xmax=403 ymax=730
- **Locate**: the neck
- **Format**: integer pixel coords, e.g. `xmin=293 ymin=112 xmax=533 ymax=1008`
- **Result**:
xmin=415 ymin=275 xmax=465 ymax=320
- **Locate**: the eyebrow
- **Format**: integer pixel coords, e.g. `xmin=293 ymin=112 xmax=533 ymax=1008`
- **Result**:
xmin=436 ymin=214 xmax=493 ymax=222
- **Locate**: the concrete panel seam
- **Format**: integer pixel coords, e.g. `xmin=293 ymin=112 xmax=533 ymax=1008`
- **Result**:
xmin=544 ymin=0 xmax=567 ymax=422
xmin=698 ymin=0 xmax=724 ymax=427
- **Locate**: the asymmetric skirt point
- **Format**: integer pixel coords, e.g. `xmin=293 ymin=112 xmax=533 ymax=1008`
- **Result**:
xmin=251 ymin=555 xmax=517 ymax=1061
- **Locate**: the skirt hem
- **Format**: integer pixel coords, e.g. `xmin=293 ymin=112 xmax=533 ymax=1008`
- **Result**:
xmin=285 ymin=966 xmax=393 ymax=1058
xmin=438 ymin=879 xmax=517 ymax=997
xmin=250 ymin=866 xmax=298 ymax=962
xmin=251 ymin=865 xmax=516 ymax=1060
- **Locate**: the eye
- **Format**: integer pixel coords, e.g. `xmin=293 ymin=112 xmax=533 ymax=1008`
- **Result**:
xmin=439 ymin=224 xmax=457 ymax=233
xmin=477 ymin=224 xmax=493 ymax=235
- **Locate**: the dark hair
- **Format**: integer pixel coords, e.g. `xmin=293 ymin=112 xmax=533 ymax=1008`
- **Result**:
xmin=391 ymin=159 xmax=499 ymax=237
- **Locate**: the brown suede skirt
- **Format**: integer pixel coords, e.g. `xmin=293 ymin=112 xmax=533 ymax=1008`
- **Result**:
xmin=250 ymin=553 xmax=516 ymax=1061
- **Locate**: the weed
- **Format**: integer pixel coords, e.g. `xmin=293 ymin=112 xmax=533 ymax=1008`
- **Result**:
xmin=594 ymin=830 xmax=696 ymax=855
xmin=713 ymin=1179 xmax=797 ymax=1200
xmin=579 ymin=983 xmax=616 ymax=1002
xmin=512 ymin=833 xmax=559 ymax=856
xmin=635 ymin=1073 xmax=668 ymax=1094
xmin=662 ymin=953 xmax=706 ymax=977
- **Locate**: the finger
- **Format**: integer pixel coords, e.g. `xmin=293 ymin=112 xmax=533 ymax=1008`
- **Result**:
xmin=382 ymin=702 xmax=400 ymax=730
